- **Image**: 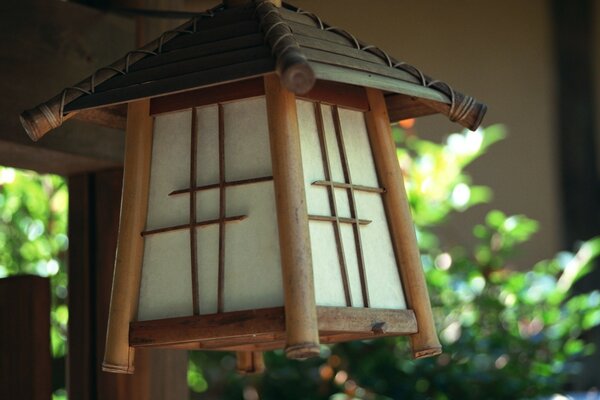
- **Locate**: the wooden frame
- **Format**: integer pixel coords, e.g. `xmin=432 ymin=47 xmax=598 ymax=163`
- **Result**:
xmin=129 ymin=306 xmax=417 ymax=350
xmin=149 ymin=76 xmax=368 ymax=116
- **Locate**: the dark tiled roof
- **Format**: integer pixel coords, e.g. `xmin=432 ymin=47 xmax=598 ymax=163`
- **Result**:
xmin=21 ymin=0 xmax=486 ymax=141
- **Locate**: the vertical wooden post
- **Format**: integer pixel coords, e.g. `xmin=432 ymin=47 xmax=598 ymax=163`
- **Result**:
xmin=364 ymin=88 xmax=441 ymax=359
xmin=236 ymin=351 xmax=265 ymax=374
xmin=552 ymin=0 xmax=600 ymax=389
xmin=69 ymin=171 xmax=189 ymax=400
xmin=68 ymin=174 xmax=93 ymax=400
xmin=264 ymin=74 xmax=320 ymax=359
xmin=94 ymin=170 xmax=150 ymax=398
xmin=0 ymin=276 xmax=51 ymax=400
xmin=103 ymin=100 xmax=154 ymax=373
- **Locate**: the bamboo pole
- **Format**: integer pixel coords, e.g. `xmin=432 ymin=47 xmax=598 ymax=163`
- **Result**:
xmin=235 ymin=351 xmax=265 ymax=374
xmin=102 ymin=99 xmax=154 ymax=373
xmin=364 ymin=88 xmax=442 ymax=359
xmin=264 ymin=74 xmax=320 ymax=359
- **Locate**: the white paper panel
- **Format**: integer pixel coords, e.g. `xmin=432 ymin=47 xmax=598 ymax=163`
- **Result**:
xmin=146 ymin=110 xmax=192 ymax=230
xmin=196 ymin=105 xmax=219 ymax=186
xmin=309 ymin=221 xmax=347 ymax=307
xmin=320 ymin=105 xmax=345 ymax=183
xmin=223 ymin=182 xmax=283 ymax=311
xmin=138 ymin=230 xmax=193 ymax=321
xmin=224 ymin=97 xmax=272 ymax=182
xmin=195 ymin=188 xmax=219 ymax=222
xmin=334 ymin=188 xmax=351 ymax=219
xmin=296 ymin=99 xmax=331 ymax=216
xmin=196 ymin=225 xmax=219 ymax=315
xmin=356 ymin=191 xmax=406 ymax=309
xmin=338 ymin=108 xmax=380 ymax=187
xmin=340 ymin=224 xmax=364 ymax=307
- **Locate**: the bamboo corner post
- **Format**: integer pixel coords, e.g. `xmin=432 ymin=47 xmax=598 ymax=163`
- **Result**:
xmin=264 ymin=74 xmax=320 ymax=359
xmin=364 ymin=88 xmax=442 ymax=359
xmin=103 ymin=99 xmax=154 ymax=373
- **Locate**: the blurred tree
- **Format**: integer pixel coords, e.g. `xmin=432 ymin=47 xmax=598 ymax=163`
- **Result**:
xmin=0 ymin=167 xmax=68 ymax=399
xmin=188 ymin=124 xmax=600 ymax=399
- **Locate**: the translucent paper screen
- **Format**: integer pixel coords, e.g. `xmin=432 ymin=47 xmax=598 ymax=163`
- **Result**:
xmin=297 ymin=99 xmax=407 ymax=310
xmin=138 ymin=97 xmax=283 ymax=321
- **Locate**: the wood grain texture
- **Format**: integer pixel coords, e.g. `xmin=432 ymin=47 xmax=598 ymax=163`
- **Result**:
xmin=130 ymin=307 xmax=287 ymax=347
xmin=68 ymin=174 xmax=94 ymax=400
xmin=298 ymin=80 xmax=368 ymax=111
xmin=129 ymin=306 xmax=417 ymax=349
xmin=94 ymin=169 xmax=151 ymax=399
xmin=150 ymin=77 xmax=367 ymax=116
xmin=264 ymin=74 xmax=320 ymax=359
xmin=0 ymin=276 xmax=51 ymax=400
xmin=364 ymin=88 xmax=441 ymax=359
xmin=103 ymin=100 xmax=154 ymax=374
xmin=385 ymin=94 xmax=439 ymax=122
xmin=150 ymin=77 xmax=265 ymax=115
xmin=73 ymin=105 xmax=127 ymax=131
xmin=68 ymin=170 xmax=189 ymax=399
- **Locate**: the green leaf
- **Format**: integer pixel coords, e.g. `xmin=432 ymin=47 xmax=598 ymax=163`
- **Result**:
xmin=486 ymin=210 xmax=506 ymax=229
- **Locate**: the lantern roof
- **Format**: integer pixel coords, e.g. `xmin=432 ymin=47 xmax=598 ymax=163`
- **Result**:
xmin=21 ymin=0 xmax=486 ymax=141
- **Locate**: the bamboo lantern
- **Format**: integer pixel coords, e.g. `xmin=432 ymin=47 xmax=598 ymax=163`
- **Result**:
xmin=20 ymin=0 xmax=487 ymax=374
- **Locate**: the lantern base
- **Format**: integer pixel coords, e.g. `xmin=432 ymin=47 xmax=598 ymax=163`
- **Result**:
xmin=129 ymin=306 xmax=417 ymax=352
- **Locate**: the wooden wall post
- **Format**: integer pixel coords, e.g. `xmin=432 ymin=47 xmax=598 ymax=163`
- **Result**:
xmin=264 ymin=74 xmax=320 ymax=359
xmin=364 ymin=88 xmax=442 ymax=359
xmin=0 ymin=276 xmax=51 ymax=400
xmin=69 ymin=170 xmax=189 ymax=400
xmin=103 ymin=100 xmax=154 ymax=374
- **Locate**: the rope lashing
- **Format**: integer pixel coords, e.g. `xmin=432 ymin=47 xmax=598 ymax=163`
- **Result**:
xmin=57 ymin=87 xmax=92 ymax=125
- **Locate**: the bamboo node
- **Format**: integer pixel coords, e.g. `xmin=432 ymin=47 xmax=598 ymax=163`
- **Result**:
xmin=101 ymin=362 xmax=135 ymax=374
xmin=413 ymin=346 xmax=443 ymax=359
xmin=285 ymin=343 xmax=320 ymax=360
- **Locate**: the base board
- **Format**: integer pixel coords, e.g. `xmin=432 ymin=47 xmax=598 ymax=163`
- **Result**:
xmin=129 ymin=306 xmax=417 ymax=350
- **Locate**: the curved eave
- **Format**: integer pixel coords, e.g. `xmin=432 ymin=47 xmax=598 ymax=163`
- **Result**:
xmin=310 ymin=62 xmax=487 ymax=131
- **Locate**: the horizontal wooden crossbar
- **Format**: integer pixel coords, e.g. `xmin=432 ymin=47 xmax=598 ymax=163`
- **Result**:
xmin=312 ymin=180 xmax=385 ymax=194
xmin=169 ymin=176 xmax=273 ymax=196
xmin=141 ymin=215 xmax=246 ymax=236
xmin=308 ymin=215 xmax=371 ymax=225
xmin=129 ymin=306 xmax=417 ymax=350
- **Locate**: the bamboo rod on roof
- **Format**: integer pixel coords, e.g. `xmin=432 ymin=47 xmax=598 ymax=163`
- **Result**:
xmin=102 ymin=99 xmax=153 ymax=374
xmin=364 ymin=88 xmax=442 ymax=359
xmin=257 ymin=0 xmax=314 ymax=94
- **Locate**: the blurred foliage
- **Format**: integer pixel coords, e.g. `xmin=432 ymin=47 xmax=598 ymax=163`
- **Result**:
xmin=0 ymin=167 xmax=68 ymax=399
xmin=189 ymin=124 xmax=600 ymax=399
